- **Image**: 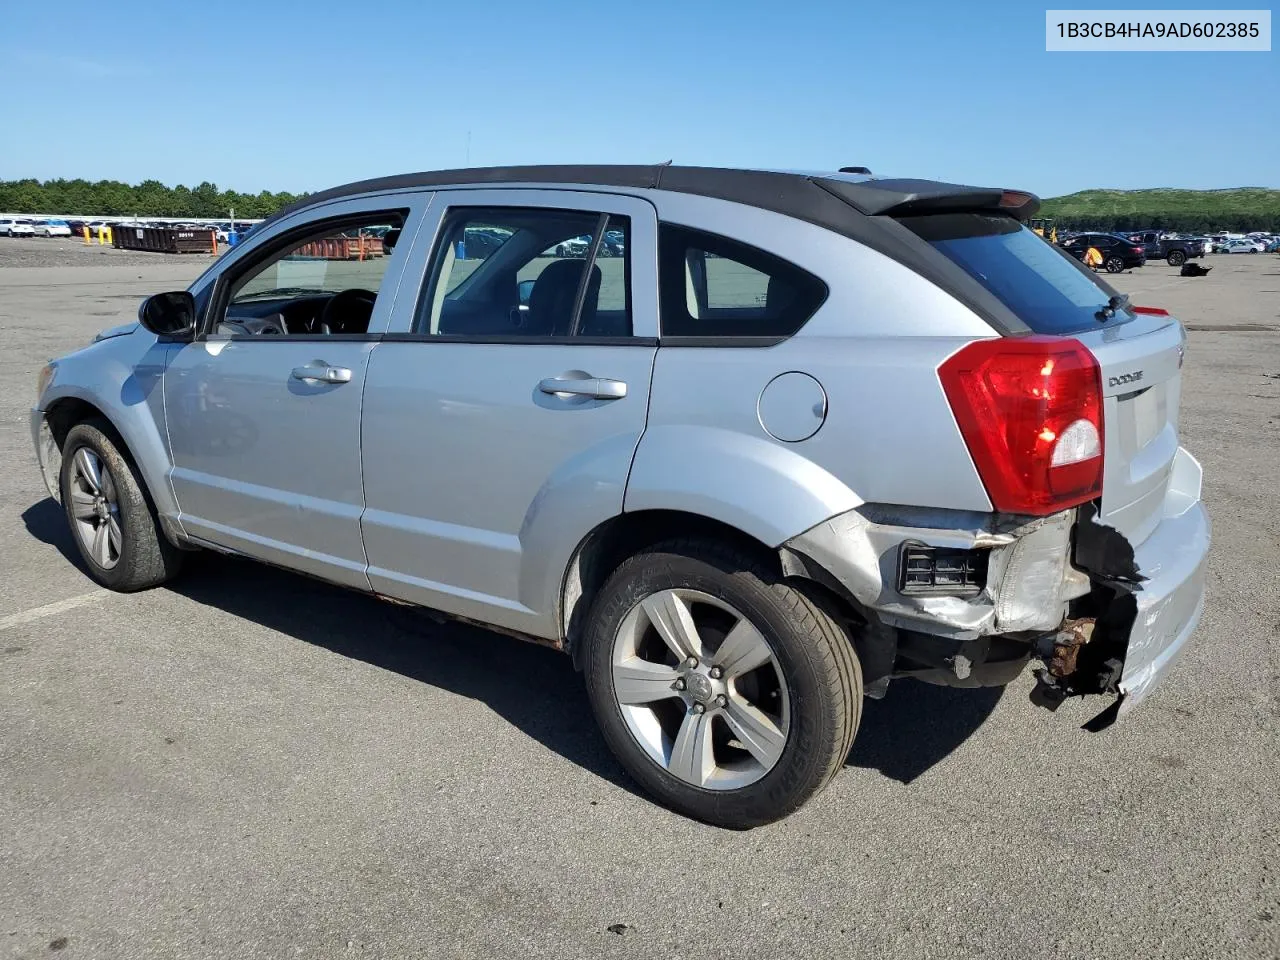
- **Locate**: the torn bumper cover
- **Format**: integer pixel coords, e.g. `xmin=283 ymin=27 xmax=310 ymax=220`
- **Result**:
xmin=780 ymin=447 xmax=1210 ymax=715
xmin=781 ymin=503 xmax=1085 ymax=641
xmin=1111 ymin=449 xmax=1210 ymax=714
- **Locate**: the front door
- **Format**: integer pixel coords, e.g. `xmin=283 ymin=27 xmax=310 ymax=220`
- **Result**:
xmin=164 ymin=197 xmax=427 ymax=588
xmin=360 ymin=189 xmax=658 ymax=638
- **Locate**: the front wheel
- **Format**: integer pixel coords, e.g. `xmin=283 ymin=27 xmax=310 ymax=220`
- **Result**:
xmin=583 ymin=540 xmax=862 ymax=828
xmin=1167 ymin=250 xmax=1186 ymax=266
xmin=1105 ymin=257 xmax=1125 ymax=273
xmin=59 ymin=421 xmax=184 ymax=591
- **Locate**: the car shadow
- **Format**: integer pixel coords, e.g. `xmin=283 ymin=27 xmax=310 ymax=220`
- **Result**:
xmin=845 ymin=681 xmax=1003 ymax=784
xmin=163 ymin=549 xmax=643 ymax=797
xmin=23 ymin=494 xmax=998 ymax=789
xmin=22 ymin=497 xmax=88 ymax=573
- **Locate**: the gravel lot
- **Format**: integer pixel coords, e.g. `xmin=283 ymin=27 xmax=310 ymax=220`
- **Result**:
xmin=1 ymin=239 xmax=1277 ymax=959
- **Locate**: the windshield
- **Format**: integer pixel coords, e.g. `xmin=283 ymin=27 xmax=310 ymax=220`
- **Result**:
xmin=899 ymin=212 xmax=1131 ymax=334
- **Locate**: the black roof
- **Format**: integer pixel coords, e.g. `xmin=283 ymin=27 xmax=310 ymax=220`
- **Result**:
xmin=267 ymin=164 xmax=1039 ymax=232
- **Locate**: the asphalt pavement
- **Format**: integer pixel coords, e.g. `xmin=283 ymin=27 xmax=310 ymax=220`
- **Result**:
xmin=1 ymin=241 xmax=1277 ymax=959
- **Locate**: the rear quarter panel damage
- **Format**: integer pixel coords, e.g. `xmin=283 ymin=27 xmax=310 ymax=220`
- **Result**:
xmin=781 ymin=505 xmax=1085 ymax=641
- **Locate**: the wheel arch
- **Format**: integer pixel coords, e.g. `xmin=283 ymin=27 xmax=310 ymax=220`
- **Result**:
xmin=40 ymin=389 xmax=183 ymax=547
xmin=558 ymin=508 xmax=872 ymax=671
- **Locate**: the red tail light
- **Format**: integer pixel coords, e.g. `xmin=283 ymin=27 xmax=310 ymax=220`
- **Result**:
xmin=1132 ymin=306 xmax=1169 ymax=316
xmin=939 ymin=337 xmax=1104 ymax=515
xmin=1131 ymin=246 xmax=1145 ymax=255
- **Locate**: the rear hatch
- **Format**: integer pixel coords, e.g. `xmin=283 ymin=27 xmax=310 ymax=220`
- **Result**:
xmin=1068 ymin=314 xmax=1183 ymax=544
xmin=898 ymin=211 xmax=1184 ymax=546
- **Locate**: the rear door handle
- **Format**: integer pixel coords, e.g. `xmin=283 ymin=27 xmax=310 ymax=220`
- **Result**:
xmin=538 ymin=376 xmax=627 ymax=400
xmin=291 ymin=363 xmax=352 ymax=384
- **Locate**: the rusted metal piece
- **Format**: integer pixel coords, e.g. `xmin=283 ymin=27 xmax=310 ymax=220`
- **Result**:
xmin=293 ymin=235 xmax=386 ymax=260
xmin=1047 ymin=618 xmax=1096 ymax=678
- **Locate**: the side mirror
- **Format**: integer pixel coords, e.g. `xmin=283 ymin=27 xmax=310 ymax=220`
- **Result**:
xmin=518 ymin=279 xmax=535 ymax=306
xmin=138 ymin=291 xmax=196 ymax=337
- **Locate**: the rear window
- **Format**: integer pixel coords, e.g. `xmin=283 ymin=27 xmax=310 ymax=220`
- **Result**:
xmin=899 ymin=213 xmax=1128 ymax=334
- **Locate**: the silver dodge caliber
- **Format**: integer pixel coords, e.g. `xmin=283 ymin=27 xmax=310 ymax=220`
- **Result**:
xmin=32 ymin=166 xmax=1210 ymax=828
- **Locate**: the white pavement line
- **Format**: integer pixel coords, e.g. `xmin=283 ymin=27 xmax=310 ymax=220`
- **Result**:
xmin=0 ymin=590 xmax=111 ymax=631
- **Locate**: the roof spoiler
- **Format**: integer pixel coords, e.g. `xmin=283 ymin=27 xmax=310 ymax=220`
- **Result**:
xmin=815 ymin=177 xmax=1041 ymax=221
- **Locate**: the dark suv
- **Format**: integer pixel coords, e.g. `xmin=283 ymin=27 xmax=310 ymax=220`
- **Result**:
xmin=1061 ymin=233 xmax=1147 ymax=273
xmin=1125 ymin=231 xmax=1204 ymax=266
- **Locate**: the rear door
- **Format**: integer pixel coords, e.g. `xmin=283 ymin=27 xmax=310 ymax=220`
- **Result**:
xmin=359 ymin=189 xmax=659 ymax=639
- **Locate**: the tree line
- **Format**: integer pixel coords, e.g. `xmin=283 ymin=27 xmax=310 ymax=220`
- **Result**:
xmin=1044 ymin=211 xmax=1280 ymax=233
xmin=0 ymin=178 xmax=305 ymax=220
xmin=4 ymin=177 xmax=1276 ymax=233
xmin=1039 ymin=188 xmax=1280 ymax=234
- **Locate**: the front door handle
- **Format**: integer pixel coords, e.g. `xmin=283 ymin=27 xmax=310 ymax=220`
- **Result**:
xmin=538 ymin=376 xmax=627 ymax=400
xmin=291 ymin=363 xmax=352 ymax=384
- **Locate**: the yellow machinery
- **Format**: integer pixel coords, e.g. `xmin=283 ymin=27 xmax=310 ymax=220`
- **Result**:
xmin=1028 ymin=217 xmax=1057 ymax=243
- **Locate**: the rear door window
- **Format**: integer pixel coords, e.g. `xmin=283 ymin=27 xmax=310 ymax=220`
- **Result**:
xmin=414 ymin=207 xmax=632 ymax=338
xmin=899 ymin=213 xmax=1128 ymax=335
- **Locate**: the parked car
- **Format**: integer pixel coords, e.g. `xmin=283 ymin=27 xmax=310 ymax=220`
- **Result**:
xmin=34 ymin=218 xmax=74 ymax=237
xmin=1125 ymin=231 xmax=1203 ymax=266
xmin=1060 ymin=232 xmax=1147 ymax=272
xmin=1 ymin=218 xmax=37 ymax=237
xmin=1265 ymin=238 xmax=1280 ymax=253
xmin=602 ymin=228 xmax=626 ymax=257
xmin=1222 ymin=238 xmax=1264 ymax=254
xmin=553 ymin=234 xmax=591 ymax=257
xmin=31 ymin=165 xmax=1209 ymax=829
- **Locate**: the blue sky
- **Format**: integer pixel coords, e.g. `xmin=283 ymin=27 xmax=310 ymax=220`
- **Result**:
xmin=1 ymin=1 xmax=1275 ymax=198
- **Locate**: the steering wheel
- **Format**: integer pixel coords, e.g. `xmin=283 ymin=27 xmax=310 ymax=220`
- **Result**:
xmin=318 ymin=288 xmax=377 ymax=334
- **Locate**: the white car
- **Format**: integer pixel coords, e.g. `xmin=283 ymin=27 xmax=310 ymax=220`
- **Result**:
xmin=34 ymin=219 xmax=73 ymax=238
xmin=1 ymin=218 xmax=37 ymax=237
xmin=1222 ymin=239 xmax=1264 ymax=254
xmin=551 ymin=235 xmax=591 ymax=257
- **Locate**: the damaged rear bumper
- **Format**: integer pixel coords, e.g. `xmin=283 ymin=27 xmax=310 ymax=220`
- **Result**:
xmin=779 ymin=447 xmax=1210 ymax=713
xmin=1115 ymin=448 xmax=1210 ymax=713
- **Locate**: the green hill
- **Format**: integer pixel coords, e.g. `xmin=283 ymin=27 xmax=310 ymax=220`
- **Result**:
xmin=1039 ymin=187 xmax=1280 ymax=232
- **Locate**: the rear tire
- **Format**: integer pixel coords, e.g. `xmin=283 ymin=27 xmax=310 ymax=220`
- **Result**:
xmin=59 ymin=421 xmax=183 ymax=591
xmin=1105 ymin=257 xmax=1125 ymax=273
xmin=1167 ymin=250 xmax=1186 ymax=266
xmin=583 ymin=539 xmax=862 ymax=829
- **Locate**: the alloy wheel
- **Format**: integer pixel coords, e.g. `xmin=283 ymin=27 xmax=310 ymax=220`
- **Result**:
xmin=610 ymin=588 xmax=790 ymax=790
xmin=68 ymin=447 xmax=122 ymax=569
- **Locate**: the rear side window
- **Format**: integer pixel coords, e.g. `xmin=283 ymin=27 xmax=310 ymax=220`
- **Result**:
xmin=658 ymin=224 xmax=827 ymax=339
xmin=899 ymin=213 xmax=1126 ymax=335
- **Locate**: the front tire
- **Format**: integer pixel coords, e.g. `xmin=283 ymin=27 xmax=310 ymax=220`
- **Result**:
xmin=1167 ymin=250 xmax=1186 ymax=266
xmin=1105 ymin=257 xmax=1125 ymax=273
xmin=59 ymin=421 xmax=183 ymax=591
xmin=583 ymin=539 xmax=862 ymax=828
